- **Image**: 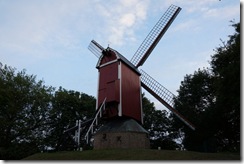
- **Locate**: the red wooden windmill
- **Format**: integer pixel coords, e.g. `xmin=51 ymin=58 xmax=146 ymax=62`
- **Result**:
xmin=86 ymin=4 xmax=195 ymax=149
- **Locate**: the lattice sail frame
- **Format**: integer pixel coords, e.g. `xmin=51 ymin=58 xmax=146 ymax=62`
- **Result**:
xmin=130 ymin=5 xmax=181 ymax=68
xmin=88 ymin=40 xmax=105 ymax=58
xmin=140 ymin=69 xmax=175 ymax=107
xmin=140 ymin=70 xmax=195 ymax=130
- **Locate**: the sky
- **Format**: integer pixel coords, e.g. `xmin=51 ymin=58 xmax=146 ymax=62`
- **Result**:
xmin=0 ymin=0 xmax=241 ymax=111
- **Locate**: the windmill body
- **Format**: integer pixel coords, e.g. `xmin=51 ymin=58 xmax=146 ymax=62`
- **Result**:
xmin=85 ymin=4 xmax=195 ymax=150
xmin=96 ymin=48 xmax=143 ymax=123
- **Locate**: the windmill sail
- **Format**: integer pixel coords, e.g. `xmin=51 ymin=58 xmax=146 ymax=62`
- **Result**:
xmin=130 ymin=5 xmax=181 ymax=68
xmin=88 ymin=40 xmax=105 ymax=58
xmin=140 ymin=69 xmax=195 ymax=130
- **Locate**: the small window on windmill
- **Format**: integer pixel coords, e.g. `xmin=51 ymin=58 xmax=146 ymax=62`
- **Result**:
xmin=117 ymin=136 xmax=122 ymax=142
xmin=102 ymin=133 xmax=106 ymax=140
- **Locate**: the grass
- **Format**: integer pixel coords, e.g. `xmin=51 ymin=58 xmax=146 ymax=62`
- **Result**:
xmin=23 ymin=148 xmax=240 ymax=160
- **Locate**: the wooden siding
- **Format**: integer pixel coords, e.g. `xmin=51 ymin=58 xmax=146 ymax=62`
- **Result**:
xmin=121 ymin=63 xmax=142 ymax=123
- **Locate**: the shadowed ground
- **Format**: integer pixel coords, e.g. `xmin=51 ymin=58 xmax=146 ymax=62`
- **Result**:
xmin=23 ymin=148 xmax=240 ymax=160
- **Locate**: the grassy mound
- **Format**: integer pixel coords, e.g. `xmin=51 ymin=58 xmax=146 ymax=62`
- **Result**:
xmin=23 ymin=149 xmax=240 ymax=160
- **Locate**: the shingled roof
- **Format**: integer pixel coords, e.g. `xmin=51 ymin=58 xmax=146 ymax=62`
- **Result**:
xmin=96 ymin=117 xmax=148 ymax=134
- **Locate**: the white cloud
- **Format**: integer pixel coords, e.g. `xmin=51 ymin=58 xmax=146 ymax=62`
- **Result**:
xmin=174 ymin=0 xmax=219 ymax=13
xmin=119 ymin=13 xmax=136 ymax=27
xmin=203 ymin=5 xmax=240 ymax=20
xmin=94 ymin=0 xmax=150 ymax=46
xmin=134 ymin=2 xmax=148 ymax=20
xmin=171 ymin=19 xmax=199 ymax=33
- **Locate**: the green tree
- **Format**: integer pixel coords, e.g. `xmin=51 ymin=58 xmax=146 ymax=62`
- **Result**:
xmin=171 ymin=22 xmax=240 ymax=152
xmin=142 ymin=93 xmax=180 ymax=150
xmin=0 ymin=64 xmax=54 ymax=159
xmin=172 ymin=69 xmax=216 ymax=152
xmin=210 ymin=22 xmax=240 ymax=152
xmin=46 ymin=87 xmax=96 ymax=151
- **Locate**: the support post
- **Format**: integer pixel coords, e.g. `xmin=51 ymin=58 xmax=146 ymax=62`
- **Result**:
xmin=77 ymin=120 xmax=81 ymax=149
xmin=75 ymin=120 xmax=78 ymax=143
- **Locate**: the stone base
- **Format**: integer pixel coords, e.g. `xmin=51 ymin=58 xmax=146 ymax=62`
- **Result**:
xmin=93 ymin=118 xmax=150 ymax=149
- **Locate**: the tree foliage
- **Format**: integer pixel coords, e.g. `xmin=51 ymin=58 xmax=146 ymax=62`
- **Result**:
xmin=0 ymin=64 xmax=96 ymax=159
xmin=142 ymin=93 xmax=180 ymax=150
xmin=171 ymin=22 xmax=240 ymax=152
xmin=0 ymin=65 xmax=54 ymax=159
xmin=46 ymin=87 xmax=95 ymax=151
xmin=172 ymin=69 xmax=217 ymax=152
xmin=210 ymin=23 xmax=240 ymax=152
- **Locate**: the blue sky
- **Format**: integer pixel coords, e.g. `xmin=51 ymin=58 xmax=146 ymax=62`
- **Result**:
xmin=0 ymin=0 xmax=241 ymax=110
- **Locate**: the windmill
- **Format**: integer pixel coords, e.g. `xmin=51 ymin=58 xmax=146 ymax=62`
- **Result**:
xmin=86 ymin=4 xmax=195 ymax=149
